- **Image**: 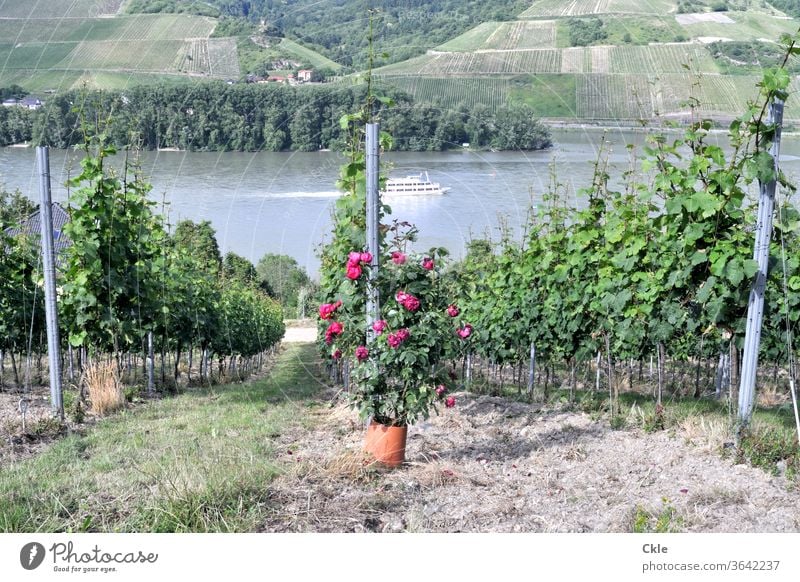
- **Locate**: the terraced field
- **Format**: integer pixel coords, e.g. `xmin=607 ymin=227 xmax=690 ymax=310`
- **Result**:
xmin=573 ymin=73 xmax=785 ymax=120
xmin=0 ymin=69 xmax=83 ymax=93
xmin=676 ymin=11 xmax=799 ymax=41
xmin=376 ymin=76 xmax=511 ymax=111
xmin=379 ymin=49 xmax=562 ymax=75
xmin=575 ymin=74 xmax=653 ymax=119
xmin=0 ymin=42 xmax=78 ymax=70
xmin=608 ymin=44 xmax=720 ymax=74
xmin=208 ymin=38 xmax=241 ymax=78
xmin=0 ymin=14 xmax=217 ymax=44
xmin=520 ymin=0 xmax=675 ymax=18
xmin=70 ymin=71 xmax=199 ymax=90
xmin=64 ymin=14 xmax=217 ymax=42
xmin=278 ymin=38 xmax=342 ymax=71
xmin=438 ymin=21 xmax=557 ymax=51
xmin=175 ymin=39 xmax=211 ymax=75
xmin=0 ymin=18 xmax=85 ymax=43
xmin=0 ymin=0 xmax=123 ymax=18
xmin=58 ymin=40 xmax=189 ymax=72
xmin=437 ymin=22 xmax=503 ymax=52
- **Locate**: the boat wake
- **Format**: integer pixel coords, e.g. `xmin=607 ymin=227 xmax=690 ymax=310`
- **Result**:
xmin=229 ymin=191 xmax=342 ymax=199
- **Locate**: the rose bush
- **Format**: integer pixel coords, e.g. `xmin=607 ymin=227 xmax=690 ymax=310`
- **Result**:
xmin=318 ymin=230 xmax=469 ymax=426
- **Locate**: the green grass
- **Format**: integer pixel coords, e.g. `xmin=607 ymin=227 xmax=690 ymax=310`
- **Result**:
xmin=0 ymin=0 xmax=123 ymax=18
xmin=677 ymin=11 xmax=799 ymax=42
xmin=0 ymin=70 xmax=84 ymax=93
xmin=509 ymin=74 xmax=578 ymax=117
xmin=0 ymin=343 xmax=330 ymax=532
xmin=278 ymin=38 xmax=342 ymax=71
xmin=437 ymin=22 xmax=503 ymax=51
xmin=0 ymin=19 xmax=88 ymax=44
xmin=608 ymin=45 xmax=719 ymax=74
xmin=376 ymin=75 xmax=511 ymax=111
xmin=57 ymin=39 xmax=189 ymax=72
xmin=63 ymin=14 xmax=216 ymax=42
xmin=0 ymin=43 xmax=80 ymax=70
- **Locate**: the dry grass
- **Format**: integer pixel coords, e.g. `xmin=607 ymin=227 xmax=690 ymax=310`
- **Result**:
xmin=678 ymin=415 xmax=731 ymax=451
xmin=85 ymin=361 xmax=124 ymax=416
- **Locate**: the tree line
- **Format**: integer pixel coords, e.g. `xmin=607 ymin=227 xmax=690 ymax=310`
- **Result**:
xmin=13 ymin=82 xmax=549 ymax=153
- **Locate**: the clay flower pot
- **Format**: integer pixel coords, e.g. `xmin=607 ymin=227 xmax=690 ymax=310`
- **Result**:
xmin=364 ymin=421 xmax=408 ymax=468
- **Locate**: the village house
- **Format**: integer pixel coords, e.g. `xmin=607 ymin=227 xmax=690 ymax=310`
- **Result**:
xmin=2 ymin=97 xmax=44 ymax=110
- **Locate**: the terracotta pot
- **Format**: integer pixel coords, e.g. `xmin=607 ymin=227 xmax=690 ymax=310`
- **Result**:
xmin=364 ymin=421 xmax=407 ymax=468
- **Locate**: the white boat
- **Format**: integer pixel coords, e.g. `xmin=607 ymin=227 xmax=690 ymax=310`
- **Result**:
xmin=381 ymin=171 xmax=450 ymax=196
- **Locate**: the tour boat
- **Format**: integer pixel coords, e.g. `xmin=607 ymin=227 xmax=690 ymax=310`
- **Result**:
xmin=381 ymin=171 xmax=450 ymax=196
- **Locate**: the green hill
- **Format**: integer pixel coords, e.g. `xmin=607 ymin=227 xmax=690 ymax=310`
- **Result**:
xmin=373 ymin=0 xmax=800 ymax=123
xmin=0 ymin=1 xmax=338 ymax=92
xmin=2 ymin=0 xmax=799 ymax=124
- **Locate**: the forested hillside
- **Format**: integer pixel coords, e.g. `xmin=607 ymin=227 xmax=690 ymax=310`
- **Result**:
xmin=127 ymin=0 xmax=532 ymax=67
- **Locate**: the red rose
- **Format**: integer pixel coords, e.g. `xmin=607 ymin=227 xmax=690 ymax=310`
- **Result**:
xmin=387 ymin=333 xmax=401 ymax=349
xmin=457 ymin=324 xmax=473 ymax=339
xmin=360 ymin=251 xmax=373 ymax=264
xmin=391 ymin=251 xmax=407 ymax=265
xmin=422 ymin=257 xmax=434 ymax=271
xmin=446 ymin=304 xmax=460 ymax=318
xmin=332 ymin=349 xmax=342 ymax=360
xmin=396 ymin=328 xmax=410 ymax=341
xmin=445 ymin=396 xmax=456 ymax=408
xmin=346 ymin=264 xmax=362 ymax=280
xmin=372 ymin=319 xmax=387 ymax=334
xmin=355 ymin=346 xmax=369 ymax=361
xmin=435 ymin=384 xmax=447 ymax=396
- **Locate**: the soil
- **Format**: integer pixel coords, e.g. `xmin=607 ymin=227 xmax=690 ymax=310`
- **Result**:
xmin=0 ymin=388 xmax=77 ymax=465
xmin=262 ymin=391 xmax=800 ymax=533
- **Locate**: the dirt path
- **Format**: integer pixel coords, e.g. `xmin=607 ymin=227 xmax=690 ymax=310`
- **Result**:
xmin=263 ymin=345 xmax=800 ymax=532
xmin=282 ymin=326 xmax=318 ymax=343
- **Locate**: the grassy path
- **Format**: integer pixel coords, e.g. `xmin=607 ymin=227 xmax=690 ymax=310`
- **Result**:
xmin=0 ymin=343 xmax=327 ymax=532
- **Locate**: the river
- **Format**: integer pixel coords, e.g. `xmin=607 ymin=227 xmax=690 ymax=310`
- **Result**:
xmin=2 ymin=128 xmax=800 ymax=278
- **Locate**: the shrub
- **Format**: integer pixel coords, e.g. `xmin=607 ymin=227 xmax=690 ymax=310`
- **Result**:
xmin=85 ymin=361 xmax=125 ymax=416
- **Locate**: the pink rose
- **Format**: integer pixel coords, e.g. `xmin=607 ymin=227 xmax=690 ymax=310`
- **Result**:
xmin=395 ymin=290 xmax=408 ymax=303
xmin=347 ymin=251 xmax=362 ymax=267
xmin=387 ymin=328 xmax=409 ymax=348
xmin=435 ymin=384 xmax=447 ymax=396
xmin=402 ymin=295 xmax=420 ymax=312
xmin=445 ymin=396 xmax=456 ymax=408
xmin=325 ymin=321 xmax=344 ymax=344
xmin=355 ymin=346 xmax=369 ymax=361
xmin=446 ymin=304 xmax=460 ymax=318
xmin=457 ymin=324 xmax=473 ymax=339
xmin=360 ymin=251 xmax=373 ymax=264
xmin=346 ymin=263 xmax=362 ymax=280
xmin=372 ymin=319 xmax=387 ymax=334
xmin=422 ymin=257 xmax=434 ymax=271
xmin=319 ymin=300 xmax=342 ymax=320
xmin=391 ymin=251 xmax=407 ymax=265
